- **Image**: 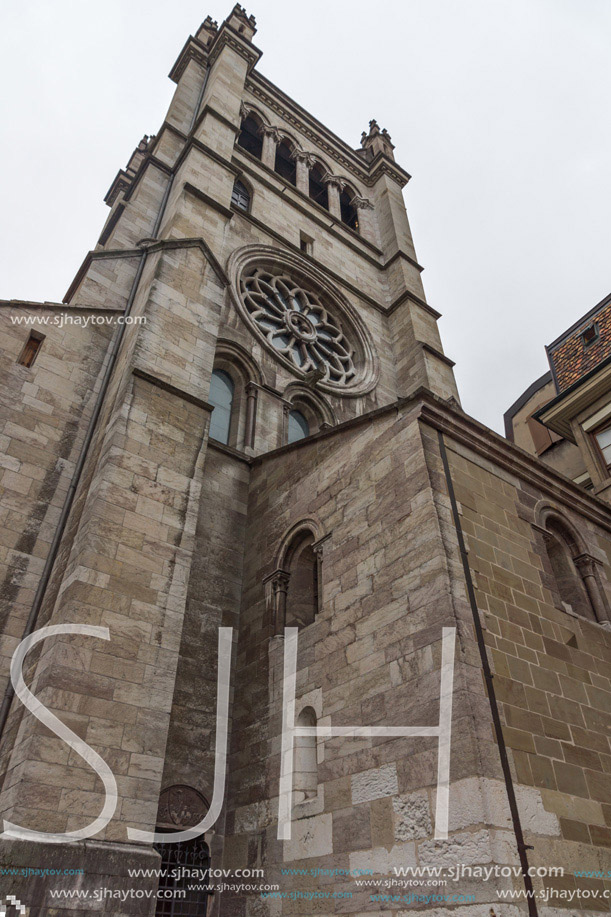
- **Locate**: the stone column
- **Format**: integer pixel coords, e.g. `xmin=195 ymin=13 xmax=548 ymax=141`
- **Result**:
xmin=271 ymin=571 xmax=290 ymax=634
xmin=282 ymin=401 xmax=291 ymax=446
xmin=295 ymin=151 xmax=312 ymax=195
xmin=326 ymin=176 xmax=344 ymax=220
xmin=574 ymin=554 xmax=611 ymax=626
xmin=261 ymin=126 xmax=280 ymax=169
xmin=312 ymin=534 xmax=330 ymax=616
xmin=244 ymin=382 xmax=258 ymax=450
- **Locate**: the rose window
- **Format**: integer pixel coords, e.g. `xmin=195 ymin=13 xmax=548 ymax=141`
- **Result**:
xmin=240 ymin=268 xmax=356 ymax=386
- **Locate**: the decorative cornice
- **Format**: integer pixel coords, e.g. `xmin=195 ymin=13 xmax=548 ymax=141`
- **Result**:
xmin=207 ymin=23 xmax=262 ymax=73
xmin=104 ymin=170 xmax=131 ymax=207
xmin=368 ymin=151 xmax=411 ymax=188
xmin=168 ymin=36 xmax=209 ymax=84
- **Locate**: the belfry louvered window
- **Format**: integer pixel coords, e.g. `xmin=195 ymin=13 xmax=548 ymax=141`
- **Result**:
xmin=231 ymin=179 xmax=250 ymax=212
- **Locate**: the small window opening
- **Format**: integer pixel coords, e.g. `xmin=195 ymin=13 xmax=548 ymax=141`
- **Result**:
xmin=209 ymin=369 xmax=235 ymax=445
xmin=231 ymin=179 xmax=250 ymax=212
xmin=339 ymin=189 xmax=359 ymax=232
xmin=237 ymin=115 xmax=263 ymax=160
xmin=274 ymin=141 xmax=297 ymax=186
xmin=543 ymin=522 xmax=595 ymax=621
xmin=286 ymin=533 xmax=318 ymax=629
xmin=565 ymin=633 xmax=578 ymax=648
xmin=18 ymin=332 xmax=44 ymax=368
xmin=308 ymin=165 xmax=328 ymax=210
xmin=299 ymin=232 xmax=313 ymax=255
xmin=593 ymin=423 xmax=611 ymax=470
xmin=293 ymin=707 xmax=318 ymax=804
xmin=581 ymin=324 xmax=599 ymax=347
xmin=288 ymin=410 xmax=309 ymax=444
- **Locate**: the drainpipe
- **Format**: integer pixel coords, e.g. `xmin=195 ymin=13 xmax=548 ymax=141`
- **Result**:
xmin=0 ymin=66 xmax=210 ymax=747
xmin=437 ymin=430 xmax=539 ymax=917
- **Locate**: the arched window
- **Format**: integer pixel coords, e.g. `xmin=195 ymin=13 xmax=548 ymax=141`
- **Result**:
xmin=288 ymin=409 xmax=309 ymax=444
xmin=340 ymin=188 xmax=359 ymax=231
xmin=209 ymin=369 xmax=234 ymax=445
xmin=543 ymin=518 xmax=596 ymax=621
xmin=286 ymin=532 xmax=318 ymax=629
xmin=309 ymin=164 xmax=328 ymax=209
xmin=231 ymin=178 xmax=250 ymax=212
xmin=237 ymin=115 xmax=263 ymax=159
xmin=293 ymin=707 xmax=318 ymax=804
xmin=154 ymin=833 xmax=210 ymax=916
xmin=274 ymin=140 xmax=296 ymax=185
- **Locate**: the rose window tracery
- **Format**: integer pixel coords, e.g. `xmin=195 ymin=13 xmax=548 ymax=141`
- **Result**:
xmin=240 ymin=268 xmax=357 ymax=386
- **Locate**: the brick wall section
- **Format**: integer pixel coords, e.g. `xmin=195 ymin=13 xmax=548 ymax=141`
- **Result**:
xmin=550 ymin=298 xmax=611 ymax=392
xmin=442 ymin=432 xmax=611 ymax=903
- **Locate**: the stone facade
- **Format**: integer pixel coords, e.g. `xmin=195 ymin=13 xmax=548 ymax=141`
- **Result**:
xmin=0 ymin=6 xmax=610 ymax=917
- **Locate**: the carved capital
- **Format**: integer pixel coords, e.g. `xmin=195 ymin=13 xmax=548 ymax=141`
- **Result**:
xmin=267 ymin=568 xmax=290 ymax=595
xmin=294 ymin=150 xmax=316 ymax=168
xmin=260 ymin=124 xmax=281 ymax=142
xmin=574 ymin=553 xmax=599 ymax=578
xmin=312 ymin=533 xmax=331 ymax=557
xmin=351 ymin=195 xmax=374 ymax=211
xmin=325 ymin=174 xmax=347 ymax=191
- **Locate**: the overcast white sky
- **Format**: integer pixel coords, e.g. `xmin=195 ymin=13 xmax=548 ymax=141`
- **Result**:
xmin=2 ymin=0 xmax=609 ymax=432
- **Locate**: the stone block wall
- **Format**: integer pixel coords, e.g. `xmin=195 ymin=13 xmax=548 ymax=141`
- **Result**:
xmin=0 ymin=304 xmax=114 ymax=733
xmin=437 ymin=426 xmax=611 ymax=907
xmin=222 ymin=404 xmax=526 ymax=917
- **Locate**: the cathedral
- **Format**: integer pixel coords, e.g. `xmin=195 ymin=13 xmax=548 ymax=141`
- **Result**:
xmin=1 ymin=6 xmax=610 ymax=916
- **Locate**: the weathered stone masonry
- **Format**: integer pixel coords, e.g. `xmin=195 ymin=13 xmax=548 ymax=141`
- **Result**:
xmin=0 ymin=6 xmax=610 ymax=917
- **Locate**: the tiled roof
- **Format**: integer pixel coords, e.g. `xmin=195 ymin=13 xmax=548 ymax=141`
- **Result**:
xmin=548 ymin=294 xmax=611 ymax=392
